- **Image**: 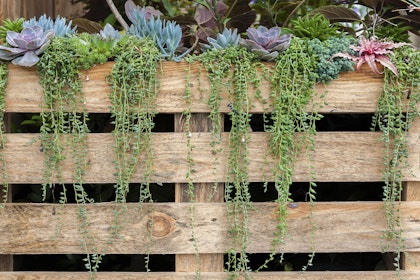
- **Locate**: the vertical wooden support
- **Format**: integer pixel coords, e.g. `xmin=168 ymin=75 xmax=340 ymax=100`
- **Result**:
xmin=403 ymin=181 xmax=420 ymax=271
xmin=174 ymin=113 xmax=224 ymax=272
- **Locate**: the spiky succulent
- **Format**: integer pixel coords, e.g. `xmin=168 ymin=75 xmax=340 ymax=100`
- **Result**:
xmin=292 ymin=14 xmax=338 ymax=41
xmin=0 ymin=18 xmax=24 ymax=44
xmin=240 ymin=26 xmax=291 ymax=61
xmin=23 ymin=15 xmax=76 ymax=37
xmin=0 ymin=26 xmax=54 ymax=67
xmin=201 ymin=28 xmax=240 ymax=51
xmin=125 ymin=1 xmax=189 ymax=61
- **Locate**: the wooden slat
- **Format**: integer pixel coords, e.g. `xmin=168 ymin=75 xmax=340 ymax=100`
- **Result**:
xmin=0 ymin=271 xmax=418 ymax=280
xmin=4 ymin=132 xmax=419 ymax=184
xmin=403 ymin=181 xmax=420 ymax=271
xmin=0 ymin=202 xmax=419 ymax=254
xmin=4 ymin=62 xmax=389 ymax=114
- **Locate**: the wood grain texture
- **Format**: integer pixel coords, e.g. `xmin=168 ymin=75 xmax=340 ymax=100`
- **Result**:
xmin=403 ymin=181 xmax=420 ymax=271
xmin=0 ymin=0 xmax=54 ymax=22
xmin=3 ymin=131 xmax=419 ymax=184
xmin=0 ymin=202 xmax=419 ymax=254
xmin=0 ymin=271 xmax=418 ymax=280
xmin=4 ymin=62 xmax=392 ymax=114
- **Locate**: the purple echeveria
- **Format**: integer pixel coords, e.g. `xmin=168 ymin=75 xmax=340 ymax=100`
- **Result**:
xmin=0 ymin=26 xmax=54 ymax=67
xmin=241 ymin=26 xmax=292 ymax=61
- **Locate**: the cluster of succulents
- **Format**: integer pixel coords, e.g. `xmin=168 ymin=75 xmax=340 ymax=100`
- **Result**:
xmin=23 ymin=15 xmax=76 ymax=37
xmin=0 ymin=26 xmax=54 ymax=67
xmin=240 ymin=26 xmax=291 ymax=61
xmin=125 ymin=0 xmax=189 ymax=61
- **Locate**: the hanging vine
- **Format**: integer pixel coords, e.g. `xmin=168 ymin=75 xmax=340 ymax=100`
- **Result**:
xmin=0 ymin=62 xmax=8 ymax=205
xmin=194 ymin=46 xmax=261 ymax=277
xmin=37 ymin=35 xmax=100 ymax=275
xmin=371 ymin=45 xmax=420 ymax=272
xmin=259 ymin=37 xmax=321 ymax=271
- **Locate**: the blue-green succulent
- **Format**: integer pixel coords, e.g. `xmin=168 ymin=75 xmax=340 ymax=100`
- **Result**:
xmin=23 ymin=14 xmax=76 ymax=37
xmin=201 ymin=28 xmax=240 ymax=52
xmin=125 ymin=1 xmax=189 ymax=62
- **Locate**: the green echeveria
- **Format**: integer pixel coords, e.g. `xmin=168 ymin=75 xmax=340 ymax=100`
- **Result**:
xmin=0 ymin=26 xmax=54 ymax=67
xmin=241 ymin=26 xmax=292 ymax=61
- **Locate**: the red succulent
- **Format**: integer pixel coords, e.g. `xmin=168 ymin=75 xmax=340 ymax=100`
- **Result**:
xmin=334 ymin=36 xmax=411 ymax=76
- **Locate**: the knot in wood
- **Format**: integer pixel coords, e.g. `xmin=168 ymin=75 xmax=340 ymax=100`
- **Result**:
xmin=146 ymin=212 xmax=176 ymax=238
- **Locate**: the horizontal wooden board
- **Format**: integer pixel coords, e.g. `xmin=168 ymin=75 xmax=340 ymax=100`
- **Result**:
xmin=0 ymin=271 xmax=418 ymax=280
xmin=3 ymin=131 xmax=420 ymax=184
xmin=4 ymin=62 xmax=389 ymax=114
xmin=0 ymin=202 xmax=419 ymax=254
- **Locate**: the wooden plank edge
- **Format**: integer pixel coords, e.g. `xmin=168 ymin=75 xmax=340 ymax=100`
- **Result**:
xmin=0 ymin=202 xmax=419 ymax=254
xmin=4 ymin=131 xmax=420 ymax=183
xmin=0 ymin=271 xmax=417 ymax=280
xmin=4 ymin=61 xmax=390 ymax=114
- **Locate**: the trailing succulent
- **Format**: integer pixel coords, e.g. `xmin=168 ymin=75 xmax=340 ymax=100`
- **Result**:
xmin=240 ymin=26 xmax=291 ymax=61
xmin=23 ymin=14 xmax=76 ymax=37
xmin=0 ymin=26 xmax=54 ymax=67
xmin=125 ymin=0 xmax=189 ymax=61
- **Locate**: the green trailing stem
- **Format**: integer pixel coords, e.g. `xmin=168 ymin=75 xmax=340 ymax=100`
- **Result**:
xmin=371 ymin=45 xmax=420 ymax=272
xmin=0 ymin=62 xmax=8 ymax=205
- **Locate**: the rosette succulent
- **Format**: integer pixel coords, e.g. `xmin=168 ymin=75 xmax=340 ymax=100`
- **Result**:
xmin=241 ymin=26 xmax=291 ymax=61
xmin=201 ymin=28 xmax=240 ymax=51
xmin=0 ymin=26 xmax=54 ymax=67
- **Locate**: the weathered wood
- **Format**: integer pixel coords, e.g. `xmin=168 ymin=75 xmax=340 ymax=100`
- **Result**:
xmin=0 ymin=202 xmax=419 ymax=254
xmin=3 ymin=132 xmax=419 ymax=184
xmin=0 ymin=0 xmax=54 ymax=22
xmin=0 ymin=271 xmax=418 ymax=279
xmin=4 ymin=62 xmax=392 ymax=114
xmin=174 ymin=113 xmax=224 ymax=272
xmin=403 ymin=181 xmax=420 ymax=271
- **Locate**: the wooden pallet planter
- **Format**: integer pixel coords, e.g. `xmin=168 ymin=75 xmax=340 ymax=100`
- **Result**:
xmin=0 ymin=61 xmax=419 ymax=279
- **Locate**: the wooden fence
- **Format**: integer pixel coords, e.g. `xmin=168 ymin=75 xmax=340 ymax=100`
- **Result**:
xmin=0 ymin=61 xmax=419 ymax=279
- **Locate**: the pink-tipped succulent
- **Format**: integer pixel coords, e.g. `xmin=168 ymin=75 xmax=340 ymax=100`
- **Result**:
xmin=334 ymin=36 xmax=410 ymax=76
xmin=241 ymin=26 xmax=291 ymax=61
xmin=0 ymin=26 xmax=54 ymax=67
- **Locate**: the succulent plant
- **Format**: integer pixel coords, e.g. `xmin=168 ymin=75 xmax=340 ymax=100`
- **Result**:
xmin=201 ymin=28 xmax=240 ymax=52
xmin=0 ymin=26 xmax=54 ymax=67
xmin=99 ymin=23 xmax=120 ymax=40
xmin=333 ymin=36 xmax=412 ymax=76
xmin=125 ymin=1 xmax=189 ymax=61
xmin=23 ymin=15 xmax=76 ymax=37
xmin=241 ymin=26 xmax=291 ymax=61
xmin=0 ymin=18 xmax=24 ymax=44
